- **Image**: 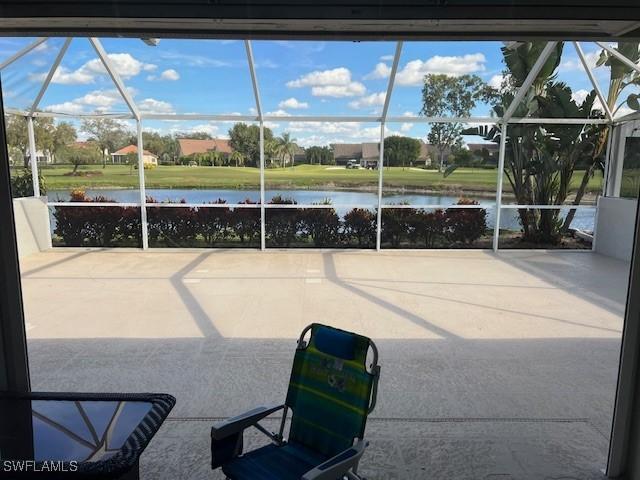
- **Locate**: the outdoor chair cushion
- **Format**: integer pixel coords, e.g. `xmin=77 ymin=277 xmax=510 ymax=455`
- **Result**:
xmin=222 ymin=442 xmax=328 ymax=480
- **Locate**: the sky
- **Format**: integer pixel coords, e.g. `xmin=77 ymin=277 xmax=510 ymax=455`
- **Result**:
xmin=0 ymin=37 xmax=632 ymax=147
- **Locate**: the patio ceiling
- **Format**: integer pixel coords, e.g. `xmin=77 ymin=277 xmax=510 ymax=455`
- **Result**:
xmin=0 ymin=1 xmax=639 ymax=40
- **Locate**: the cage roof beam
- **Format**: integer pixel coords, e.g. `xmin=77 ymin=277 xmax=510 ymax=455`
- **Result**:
xmin=574 ymin=41 xmax=613 ymax=121
xmin=502 ymin=41 xmax=558 ymax=123
xmin=381 ymin=41 xmax=403 ymax=122
xmin=245 ymin=40 xmax=263 ymax=121
xmin=89 ymin=37 xmax=140 ymax=120
xmin=0 ymin=37 xmax=48 ymax=70
xmin=29 ymin=37 xmax=71 ymax=115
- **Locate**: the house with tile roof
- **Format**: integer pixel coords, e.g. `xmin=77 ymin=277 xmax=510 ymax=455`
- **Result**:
xmin=177 ymin=138 xmax=233 ymax=157
xmin=110 ymin=145 xmax=158 ymax=165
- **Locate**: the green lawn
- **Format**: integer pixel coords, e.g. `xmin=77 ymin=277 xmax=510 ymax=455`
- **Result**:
xmin=34 ymin=163 xmax=603 ymax=194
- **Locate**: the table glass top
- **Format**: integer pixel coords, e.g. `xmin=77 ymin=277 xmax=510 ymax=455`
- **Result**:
xmin=0 ymin=398 xmax=153 ymax=462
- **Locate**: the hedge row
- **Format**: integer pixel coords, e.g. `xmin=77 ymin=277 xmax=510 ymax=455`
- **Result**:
xmin=53 ymin=191 xmax=487 ymax=248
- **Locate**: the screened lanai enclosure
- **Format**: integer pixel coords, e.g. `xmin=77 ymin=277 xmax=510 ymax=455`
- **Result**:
xmin=4 ymin=37 xmax=640 ymax=252
xmin=3 ymin=36 xmax=640 ymax=479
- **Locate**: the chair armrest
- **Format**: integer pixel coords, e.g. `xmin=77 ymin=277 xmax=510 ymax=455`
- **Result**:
xmin=211 ymin=404 xmax=285 ymax=440
xmin=302 ymin=440 xmax=367 ymax=480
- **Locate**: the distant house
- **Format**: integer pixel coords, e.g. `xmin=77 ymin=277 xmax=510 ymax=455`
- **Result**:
xmin=23 ymin=150 xmax=52 ymax=166
xmin=331 ymin=140 xmax=432 ymax=168
xmin=177 ymin=138 xmax=232 ymax=157
xmin=111 ymin=145 xmax=158 ymax=166
xmin=331 ymin=143 xmax=362 ymax=166
xmin=361 ymin=143 xmax=380 ymax=169
xmin=467 ymin=143 xmax=499 ymax=165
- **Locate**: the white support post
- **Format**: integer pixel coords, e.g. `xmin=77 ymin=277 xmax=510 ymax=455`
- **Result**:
xmin=259 ymin=121 xmax=266 ymax=251
xmin=376 ymin=123 xmax=385 ymax=251
xmin=493 ymin=123 xmax=508 ymax=252
xmin=245 ymin=40 xmax=265 ymax=250
xmin=574 ymin=42 xmax=613 ymax=121
xmin=502 ymin=42 xmax=558 ymax=123
xmin=137 ymin=120 xmax=149 ymax=249
xmin=602 ymin=124 xmax=614 ymax=197
xmin=375 ymin=41 xmax=403 ymax=251
xmin=26 ymin=116 xmax=40 ymax=197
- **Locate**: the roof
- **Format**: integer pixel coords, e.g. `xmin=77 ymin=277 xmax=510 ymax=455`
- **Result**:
xmin=177 ymin=138 xmax=232 ymax=156
xmin=362 ymin=142 xmax=380 ymax=160
xmin=331 ymin=143 xmax=362 ymax=159
xmin=111 ymin=144 xmax=156 ymax=157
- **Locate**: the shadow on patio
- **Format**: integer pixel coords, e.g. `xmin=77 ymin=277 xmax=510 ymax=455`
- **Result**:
xmin=20 ymin=248 xmax=628 ymax=479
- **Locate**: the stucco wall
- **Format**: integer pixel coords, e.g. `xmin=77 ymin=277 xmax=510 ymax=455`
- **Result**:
xmin=595 ymin=196 xmax=638 ymax=262
xmin=12 ymin=196 xmax=51 ymax=259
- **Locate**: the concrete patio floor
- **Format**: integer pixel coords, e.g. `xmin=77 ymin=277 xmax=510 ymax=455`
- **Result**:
xmin=19 ymin=248 xmax=629 ymax=479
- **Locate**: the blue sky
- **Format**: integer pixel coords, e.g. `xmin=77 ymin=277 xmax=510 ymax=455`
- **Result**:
xmin=0 ymin=37 xmax=627 ymax=147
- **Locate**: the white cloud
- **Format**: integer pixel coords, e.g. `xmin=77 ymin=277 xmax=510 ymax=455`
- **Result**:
xmin=138 ymin=98 xmax=174 ymax=114
xmin=380 ymin=54 xmax=395 ymax=61
xmin=43 ymin=88 xmax=172 ymax=115
xmin=348 ymin=92 xmax=386 ymax=109
xmin=402 ymin=111 xmax=417 ymax=117
xmin=488 ymin=74 xmax=505 ymax=89
xmin=287 ymin=67 xmax=366 ymax=98
xmin=43 ymin=101 xmax=86 ymax=115
xmin=44 ymin=88 xmax=129 ymax=113
xmin=30 ymin=53 xmax=157 ymax=85
xmin=160 ymin=69 xmax=180 ymax=81
xmin=311 ymin=83 xmax=366 ymax=98
xmin=400 ymin=123 xmax=414 ymax=132
xmin=394 ymin=53 xmax=487 ymax=86
xmin=265 ymin=109 xmax=289 ymax=117
xmin=287 ymin=67 xmax=352 ymax=88
xmin=560 ymin=50 xmax=600 ymax=72
xmin=571 ymin=89 xmax=591 ymax=104
xmin=278 ymin=97 xmax=309 ymax=109
xmin=364 ymin=63 xmax=392 ymax=80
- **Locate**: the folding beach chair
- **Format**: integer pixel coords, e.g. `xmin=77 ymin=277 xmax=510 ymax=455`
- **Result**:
xmin=211 ymin=323 xmax=381 ymax=480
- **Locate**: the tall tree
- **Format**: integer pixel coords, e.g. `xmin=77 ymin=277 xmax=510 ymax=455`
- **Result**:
xmin=421 ymin=74 xmax=497 ymax=172
xmin=305 ymin=146 xmax=334 ymax=165
xmin=81 ymin=118 xmax=130 ymax=168
xmin=5 ymin=116 xmax=56 ymax=167
xmin=229 ymin=123 xmax=273 ymax=167
xmin=275 ymin=132 xmax=297 ymax=168
xmin=384 ymin=136 xmax=421 ymax=169
xmin=229 ymin=150 xmax=245 ymax=167
xmin=51 ymin=122 xmax=77 ymax=163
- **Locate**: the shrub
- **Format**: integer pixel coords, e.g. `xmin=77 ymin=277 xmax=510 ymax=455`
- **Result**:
xmin=300 ymin=201 xmax=340 ymax=247
xmin=230 ymin=199 xmax=260 ymax=245
xmin=343 ymin=208 xmax=376 ymax=248
xmin=146 ymin=198 xmax=198 ymax=247
xmin=197 ymin=199 xmax=230 ymax=246
xmin=53 ymin=190 xmax=140 ymax=247
xmin=445 ymin=199 xmax=487 ymax=244
xmin=381 ymin=205 xmax=415 ymax=247
xmin=10 ymin=168 xmax=46 ymax=198
xmin=410 ymin=209 xmax=446 ymax=248
xmin=266 ymin=195 xmax=301 ymax=247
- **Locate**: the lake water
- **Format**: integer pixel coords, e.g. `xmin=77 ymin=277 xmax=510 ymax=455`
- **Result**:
xmin=47 ymin=188 xmax=597 ymax=232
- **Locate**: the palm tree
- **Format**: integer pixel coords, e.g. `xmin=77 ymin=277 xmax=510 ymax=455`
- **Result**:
xmin=276 ymin=133 xmax=297 ymax=168
xmin=264 ymin=139 xmax=278 ymax=167
xmin=229 ymin=151 xmax=245 ymax=167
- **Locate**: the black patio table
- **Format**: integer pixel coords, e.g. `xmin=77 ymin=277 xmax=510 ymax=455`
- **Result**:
xmin=0 ymin=392 xmax=175 ymax=480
